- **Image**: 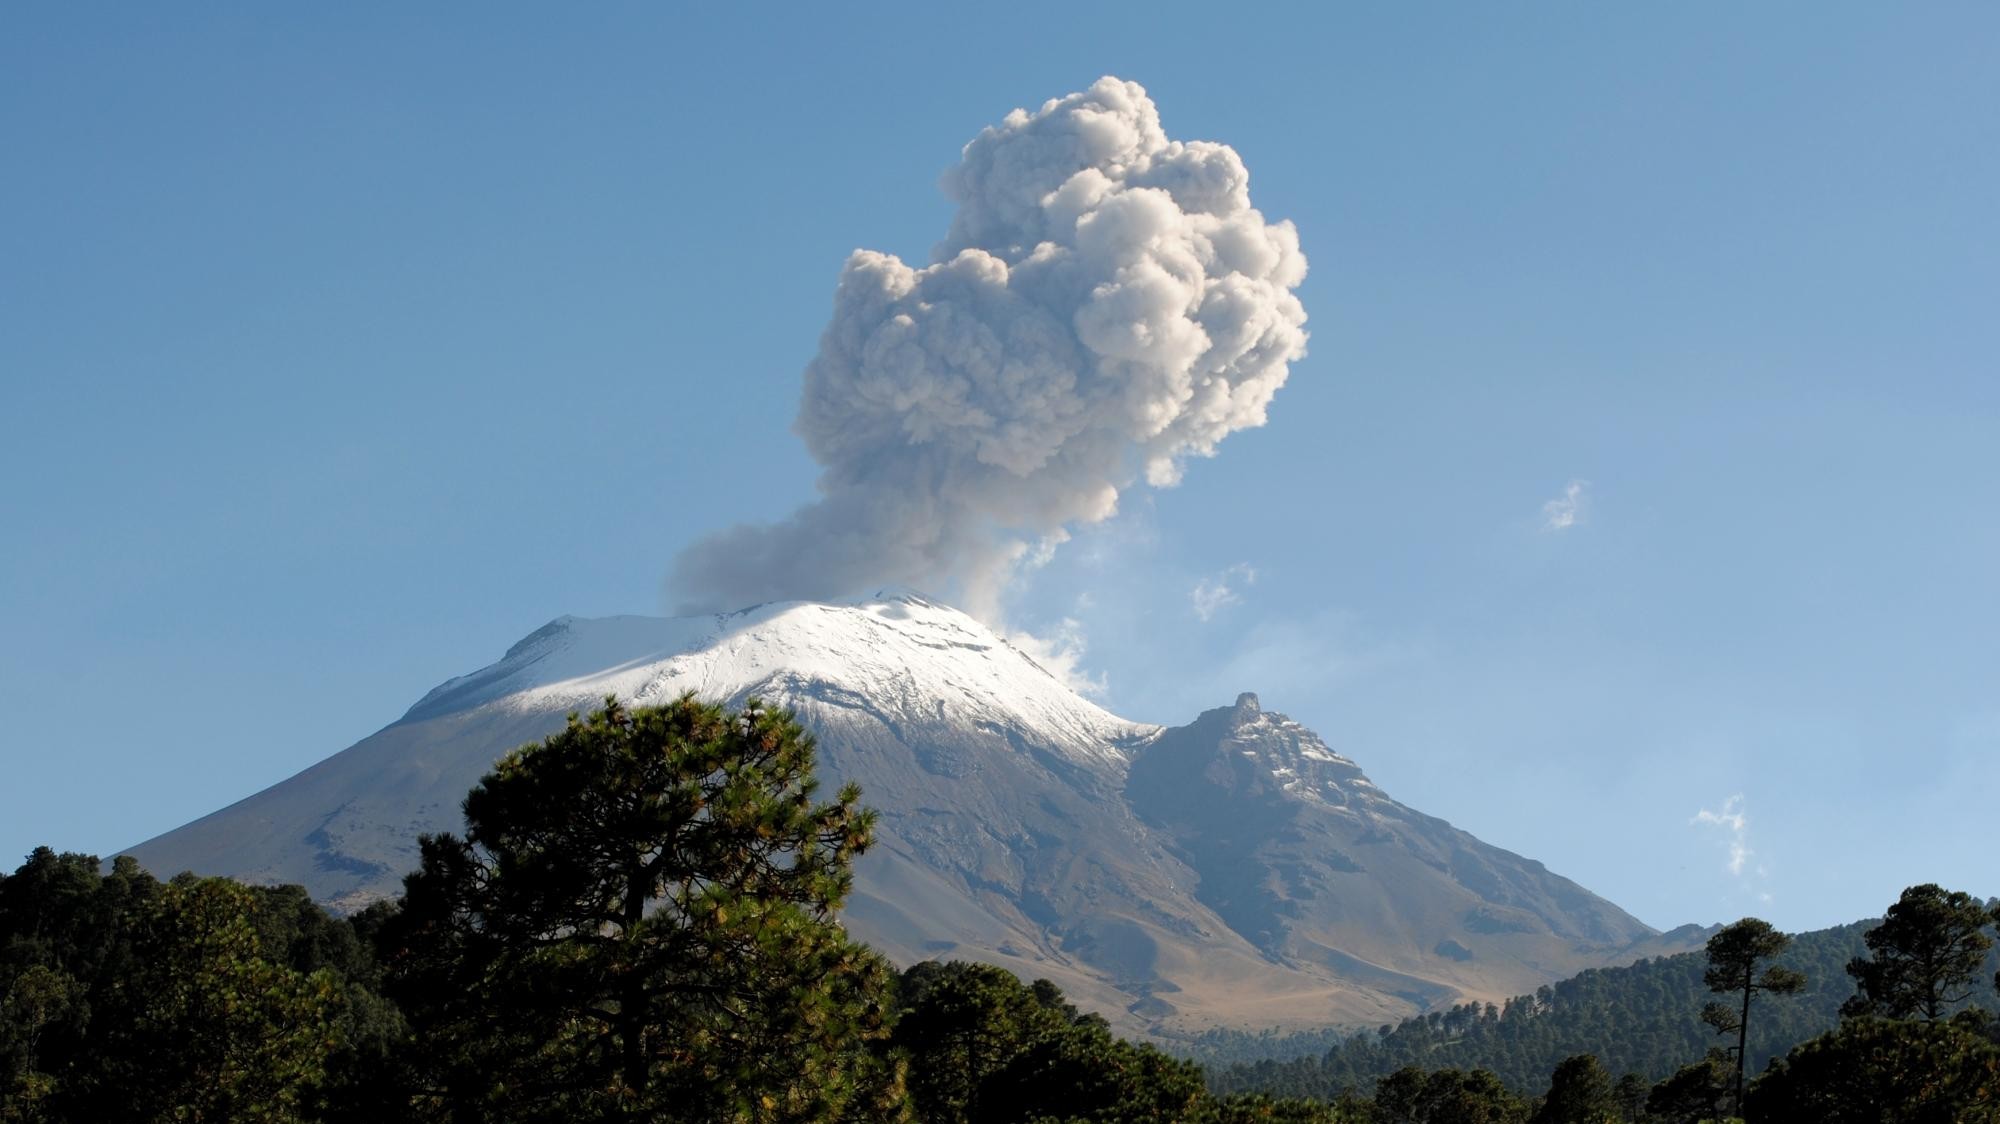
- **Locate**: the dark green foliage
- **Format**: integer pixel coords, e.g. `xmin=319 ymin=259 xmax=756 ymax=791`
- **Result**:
xmin=1206 ymin=921 xmax=2000 ymax=1100
xmin=1744 ymin=1016 xmax=2000 ymax=1122
xmin=1643 ymin=1054 xmax=1731 ymax=1124
xmin=5 ymin=693 xmax=1359 ymax=1124
xmin=893 ymin=961 xmax=1057 ymax=1122
xmin=84 ymin=875 xmax=346 ymax=1122
xmin=1371 ymin=1064 xmax=1529 ymax=1123
xmin=1530 ymin=1054 xmax=1616 ymax=1124
xmin=377 ymin=694 xmax=904 ymax=1123
xmin=1185 ymin=1024 xmax=1353 ymax=1069
xmin=888 ymin=960 xmax=1350 ymax=1123
xmin=1206 ymin=1092 xmax=1358 ymax=1122
xmin=1699 ymin=918 xmax=1804 ymax=1115
xmin=0 ymin=850 xmax=394 ymax=1123
xmin=891 ymin=960 xmax=1210 ymax=1123
xmin=1841 ymin=883 xmax=1995 ymax=1022
xmin=5 ymin=724 xmax=1997 ymax=1124
xmin=1608 ymin=1073 xmax=1648 ymax=1123
xmin=0 ymin=848 xmax=156 ymax=1118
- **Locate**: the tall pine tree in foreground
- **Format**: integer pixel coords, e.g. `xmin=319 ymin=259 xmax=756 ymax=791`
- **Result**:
xmin=1745 ymin=1015 xmax=2000 ymax=1122
xmin=1698 ymin=918 xmax=1804 ymax=1118
xmin=1744 ymin=882 xmax=2000 ymax=1123
xmin=379 ymin=694 xmax=905 ymax=1124
xmin=1841 ymin=882 xmax=1994 ymax=1022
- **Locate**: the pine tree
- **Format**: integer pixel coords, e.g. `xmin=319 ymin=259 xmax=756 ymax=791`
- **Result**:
xmin=1699 ymin=918 xmax=1804 ymax=1117
xmin=1372 ymin=1065 xmax=1529 ymax=1123
xmin=1609 ymin=1072 xmax=1649 ymax=1123
xmin=1644 ymin=1054 xmax=1731 ymax=1124
xmin=1745 ymin=1016 xmax=2000 ymax=1122
xmin=1531 ymin=1054 xmax=1616 ymax=1123
xmin=891 ymin=961 xmax=1213 ymax=1124
xmin=83 ymin=876 xmax=345 ymax=1123
xmin=379 ymin=693 xmax=905 ymax=1123
xmin=1842 ymin=883 xmax=1994 ymax=1022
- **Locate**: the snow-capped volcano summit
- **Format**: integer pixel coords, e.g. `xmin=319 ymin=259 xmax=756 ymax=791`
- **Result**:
xmin=124 ymin=593 xmax=1693 ymax=1035
xmin=403 ymin=593 xmax=1144 ymax=765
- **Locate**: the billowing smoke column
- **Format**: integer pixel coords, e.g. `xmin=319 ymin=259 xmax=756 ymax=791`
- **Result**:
xmin=671 ymin=77 xmax=1308 ymax=618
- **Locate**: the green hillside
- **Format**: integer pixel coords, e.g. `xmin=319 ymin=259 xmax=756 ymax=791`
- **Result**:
xmin=1201 ymin=918 xmax=2000 ymax=1098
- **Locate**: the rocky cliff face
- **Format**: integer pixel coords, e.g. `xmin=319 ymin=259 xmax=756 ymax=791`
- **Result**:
xmin=122 ymin=593 xmax=1693 ymax=1036
xmin=1126 ymin=694 xmax=1657 ymax=1013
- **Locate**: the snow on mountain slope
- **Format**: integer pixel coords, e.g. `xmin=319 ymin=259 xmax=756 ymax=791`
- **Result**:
xmin=121 ymin=592 xmax=1696 ymax=1037
xmin=403 ymin=593 xmax=1145 ymax=764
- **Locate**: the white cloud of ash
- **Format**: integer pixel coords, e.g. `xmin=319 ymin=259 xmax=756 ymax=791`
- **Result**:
xmin=670 ymin=77 xmax=1309 ymax=622
xmin=1542 ymin=479 xmax=1587 ymax=530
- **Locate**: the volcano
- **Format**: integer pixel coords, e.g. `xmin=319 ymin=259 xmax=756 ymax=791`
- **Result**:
xmin=124 ymin=592 xmax=1693 ymax=1036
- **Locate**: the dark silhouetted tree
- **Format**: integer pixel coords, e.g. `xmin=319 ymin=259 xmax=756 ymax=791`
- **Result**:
xmin=1 ymin=851 xmax=162 ymax=1117
xmin=890 ymin=960 xmax=1216 ymax=1124
xmin=1699 ymin=918 xmax=1804 ymax=1117
xmin=379 ymin=694 xmax=904 ymax=1124
xmin=892 ymin=962 xmax=1048 ymax=1123
xmin=1610 ymin=1072 xmax=1649 ymax=1123
xmin=1373 ymin=1064 xmax=1529 ymax=1124
xmin=1643 ymin=1053 xmax=1731 ymax=1124
xmin=83 ymin=876 xmax=346 ymax=1123
xmin=1745 ymin=1016 xmax=2000 ymax=1123
xmin=1531 ymin=1054 xmax=1616 ymax=1123
xmin=1842 ymin=883 xmax=1994 ymax=1022
xmin=0 ymin=850 xmax=403 ymax=1123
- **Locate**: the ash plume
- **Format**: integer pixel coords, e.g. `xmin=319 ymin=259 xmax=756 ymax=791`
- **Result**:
xmin=671 ymin=77 xmax=1309 ymax=619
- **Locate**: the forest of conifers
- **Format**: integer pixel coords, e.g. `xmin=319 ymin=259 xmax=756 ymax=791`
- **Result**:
xmin=3 ymin=696 xmax=1995 ymax=1122
xmin=1195 ymin=919 xmax=2000 ymax=1092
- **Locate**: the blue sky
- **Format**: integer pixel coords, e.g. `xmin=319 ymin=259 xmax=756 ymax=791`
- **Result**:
xmin=2 ymin=4 xmax=1994 ymax=933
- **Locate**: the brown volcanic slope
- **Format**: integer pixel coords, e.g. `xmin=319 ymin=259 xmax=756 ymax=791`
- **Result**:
xmin=122 ymin=594 xmax=1696 ymax=1037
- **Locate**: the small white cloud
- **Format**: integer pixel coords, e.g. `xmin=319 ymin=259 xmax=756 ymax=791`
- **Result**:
xmin=1692 ymin=794 xmax=1769 ymax=901
xmin=1542 ymin=479 xmax=1588 ymax=531
xmin=1191 ymin=563 xmax=1258 ymax=622
xmin=1191 ymin=581 xmax=1237 ymax=621
xmin=1010 ymin=617 xmax=1107 ymax=697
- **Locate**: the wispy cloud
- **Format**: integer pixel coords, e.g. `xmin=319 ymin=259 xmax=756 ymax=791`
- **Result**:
xmin=1009 ymin=617 xmax=1108 ymax=697
xmin=1693 ymin=793 xmax=1771 ymax=901
xmin=1693 ymin=795 xmax=1751 ymax=875
xmin=1191 ymin=563 xmax=1258 ymax=621
xmin=1542 ymin=479 xmax=1588 ymax=531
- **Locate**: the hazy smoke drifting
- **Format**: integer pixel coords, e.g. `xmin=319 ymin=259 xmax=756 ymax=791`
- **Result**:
xmin=671 ymin=77 xmax=1308 ymax=618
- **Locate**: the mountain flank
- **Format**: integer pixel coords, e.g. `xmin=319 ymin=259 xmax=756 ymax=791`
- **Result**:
xmin=123 ymin=593 xmax=1699 ymax=1036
